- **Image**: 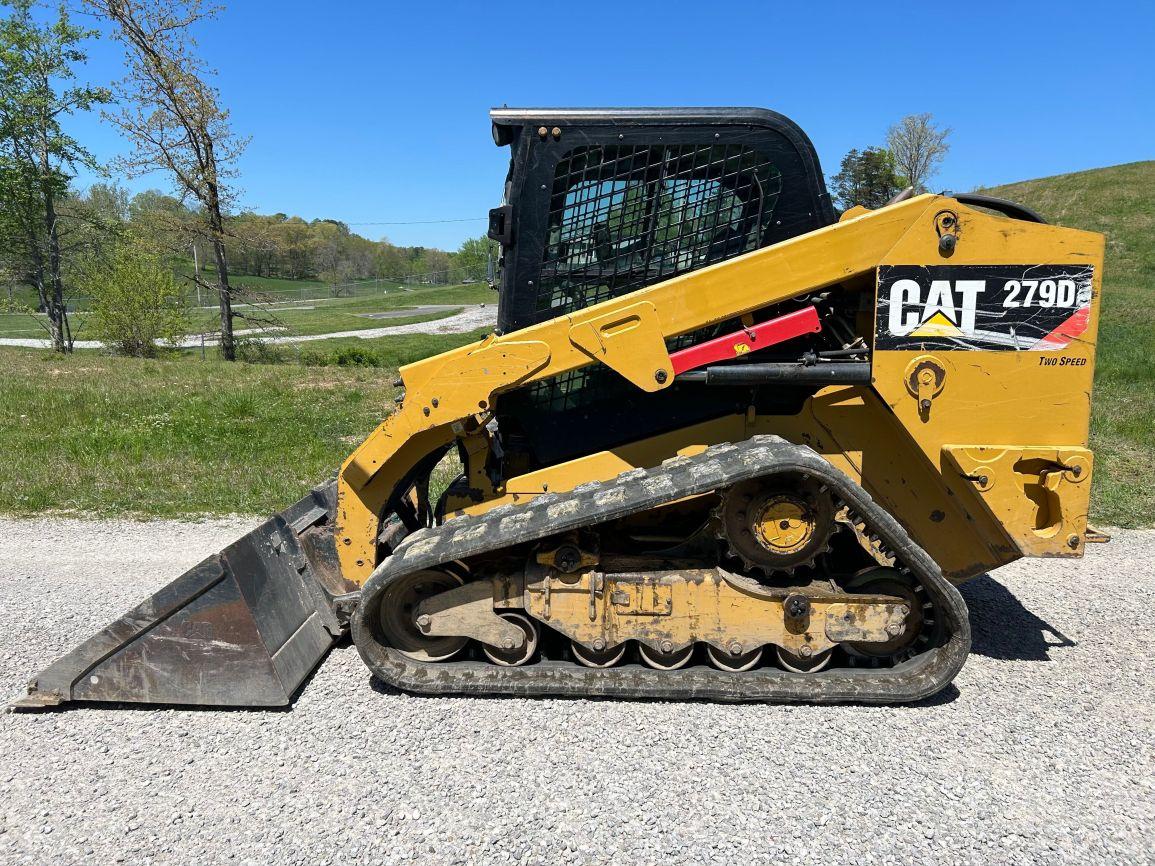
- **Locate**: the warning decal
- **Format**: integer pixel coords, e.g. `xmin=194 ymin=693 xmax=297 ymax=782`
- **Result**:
xmin=875 ymin=264 xmax=1094 ymax=351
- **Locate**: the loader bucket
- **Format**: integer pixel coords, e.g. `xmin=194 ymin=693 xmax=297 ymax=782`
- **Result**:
xmin=9 ymin=484 xmax=355 ymax=711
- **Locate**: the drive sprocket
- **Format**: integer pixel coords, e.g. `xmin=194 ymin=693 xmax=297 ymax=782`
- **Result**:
xmin=716 ymin=475 xmax=835 ymax=575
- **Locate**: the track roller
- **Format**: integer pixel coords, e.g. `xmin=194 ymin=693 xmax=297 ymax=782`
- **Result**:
xmin=481 ymin=612 xmax=539 ymax=667
xmin=775 ymin=646 xmax=832 ymax=673
xmin=707 ymin=644 xmax=763 ymax=672
xmin=571 ymin=640 xmax=627 ymax=668
xmin=638 ymin=642 xmax=694 ymax=670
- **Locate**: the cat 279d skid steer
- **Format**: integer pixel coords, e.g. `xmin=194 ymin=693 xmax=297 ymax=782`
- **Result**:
xmin=12 ymin=108 xmax=1104 ymax=709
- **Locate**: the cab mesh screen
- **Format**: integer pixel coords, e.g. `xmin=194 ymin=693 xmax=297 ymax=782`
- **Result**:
xmin=535 ymin=143 xmax=782 ymax=316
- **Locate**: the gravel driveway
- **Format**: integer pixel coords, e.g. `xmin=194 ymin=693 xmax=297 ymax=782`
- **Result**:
xmin=1 ymin=517 xmax=1151 ymax=865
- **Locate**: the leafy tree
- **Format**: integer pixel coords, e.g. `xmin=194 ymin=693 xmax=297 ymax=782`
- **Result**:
xmin=84 ymin=182 xmax=130 ymax=223
xmin=887 ymin=113 xmax=951 ymax=193
xmin=88 ymin=0 xmax=248 ymax=360
xmin=0 ymin=156 xmax=42 ymax=303
xmin=84 ymin=235 xmax=188 ymax=356
xmin=0 ymin=0 xmax=111 ymax=351
xmin=455 ymin=235 xmax=497 ymax=281
xmin=829 ymin=147 xmax=904 ymax=211
xmin=55 ymin=183 xmax=131 ymax=303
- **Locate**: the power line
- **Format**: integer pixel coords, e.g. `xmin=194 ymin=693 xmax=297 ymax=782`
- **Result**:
xmin=345 ymin=216 xmax=487 ymax=226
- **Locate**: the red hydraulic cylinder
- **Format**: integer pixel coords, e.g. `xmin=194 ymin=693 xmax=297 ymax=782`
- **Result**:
xmin=668 ymin=306 xmax=821 ymax=375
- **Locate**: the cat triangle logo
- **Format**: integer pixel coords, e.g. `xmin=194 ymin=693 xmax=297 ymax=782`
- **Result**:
xmin=909 ymin=310 xmax=962 ymax=338
xmin=886 ymin=277 xmax=986 ymax=339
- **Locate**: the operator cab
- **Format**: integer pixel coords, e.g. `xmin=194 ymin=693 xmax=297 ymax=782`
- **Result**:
xmin=487 ymin=108 xmax=837 ymax=469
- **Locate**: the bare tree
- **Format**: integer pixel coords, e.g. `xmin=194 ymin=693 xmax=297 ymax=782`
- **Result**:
xmin=886 ymin=113 xmax=951 ymax=193
xmin=87 ymin=0 xmax=247 ymax=359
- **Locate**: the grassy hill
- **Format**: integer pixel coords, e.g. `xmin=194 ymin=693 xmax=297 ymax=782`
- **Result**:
xmin=983 ymin=161 xmax=1154 ymax=526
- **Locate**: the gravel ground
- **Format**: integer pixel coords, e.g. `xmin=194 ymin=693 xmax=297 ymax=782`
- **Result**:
xmin=0 ymin=517 xmax=1151 ymax=866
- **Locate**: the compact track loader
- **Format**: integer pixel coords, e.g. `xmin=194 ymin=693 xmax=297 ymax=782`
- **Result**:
xmin=12 ymin=108 xmax=1104 ymax=709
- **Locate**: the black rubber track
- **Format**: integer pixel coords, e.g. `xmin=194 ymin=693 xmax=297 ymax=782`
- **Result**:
xmin=351 ymin=436 xmax=971 ymax=703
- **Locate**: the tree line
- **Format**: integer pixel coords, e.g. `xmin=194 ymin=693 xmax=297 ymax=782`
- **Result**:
xmin=69 ymin=185 xmax=490 ymax=287
xmin=829 ymin=113 xmax=952 ymax=212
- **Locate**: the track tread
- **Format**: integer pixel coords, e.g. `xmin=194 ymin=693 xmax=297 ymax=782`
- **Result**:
xmin=351 ymin=436 xmax=970 ymax=703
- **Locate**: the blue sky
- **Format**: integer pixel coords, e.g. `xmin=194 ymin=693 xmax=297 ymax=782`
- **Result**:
xmin=58 ymin=0 xmax=1154 ymax=250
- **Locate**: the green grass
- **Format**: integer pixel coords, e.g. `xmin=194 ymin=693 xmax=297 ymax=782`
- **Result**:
xmin=983 ymin=161 xmax=1155 ymax=526
xmin=0 ymin=319 xmax=491 ymax=516
xmin=218 ymin=273 xmax=326 ymax=295
xmin=294 ymin=329 xmax=491 ymax=366
xmin=0 ymin=349 xmax=377 ymax=517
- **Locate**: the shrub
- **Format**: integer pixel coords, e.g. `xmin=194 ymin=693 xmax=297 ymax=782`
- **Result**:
xmin=234 ymin=337 xmax=290 ymax=365
xmin=299 ymin=349 xmax=330 ymax=367
xmin=331 ymin=346 xmax=382 ymax=367
xmin=85 ymin=241 xmax=189 ymax=357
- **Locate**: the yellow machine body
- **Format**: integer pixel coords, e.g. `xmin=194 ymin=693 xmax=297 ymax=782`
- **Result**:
xmin=336 ymin=195 xmax=1103 ymax=587
xmin=13 ymin=118 xmax=1105 ymax=710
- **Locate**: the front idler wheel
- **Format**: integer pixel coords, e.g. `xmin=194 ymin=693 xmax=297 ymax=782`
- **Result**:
xmin=378 ymin=569 xmax=468 ymax=662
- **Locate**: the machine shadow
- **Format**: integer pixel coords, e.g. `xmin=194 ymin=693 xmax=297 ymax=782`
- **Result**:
xmin=368 ymin=675 xmax=963 ymax=707
xmin=961 ymin=574 xmax=1076 ymax=661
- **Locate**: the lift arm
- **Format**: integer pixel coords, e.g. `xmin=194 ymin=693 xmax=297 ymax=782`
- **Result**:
xmin=335 ymin=196 xmax=938 ymax=585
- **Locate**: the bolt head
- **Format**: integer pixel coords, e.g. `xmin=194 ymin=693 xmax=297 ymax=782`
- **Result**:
xmin=502 ymin=637 xmax=515 ymax=650
xmin=785 ymin=594 xmax=810 ymax=618
xmin=887 ymin=623 xmax=904 ymax=637
xmin=592 ymin=638 xmax=606 ymax=651
xmin=798 ymin=645 xmax=813 ymax=658
xmin=1067 ymin=534 xmax=1080 ymax=549
xmin=416 ymin=614 xmax=431 ymax=629
xmin=660 ymin=640 xmax=674 ymax=654
xmin=728 ymin=642 xmax=743 ymax=656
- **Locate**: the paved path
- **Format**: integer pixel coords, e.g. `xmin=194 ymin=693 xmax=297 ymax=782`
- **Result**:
xmin=358 ymin=304 xmax=461 ymax=320
xmin=0 ymin=305 xmax=496 ymax=350
xmin=0 ymin=326 xmax=278 ymax=350
xmin=254 ymin=305 xmax=495 ymax=345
